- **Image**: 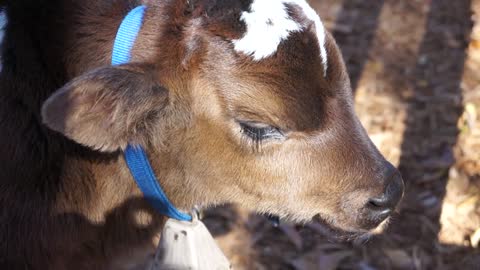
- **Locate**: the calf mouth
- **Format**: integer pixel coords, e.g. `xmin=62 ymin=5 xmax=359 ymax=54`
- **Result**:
xmin=310 ymin=213 xmax=394 ymax=243
xmin=262 ymin=211 xmax=393 ymax=243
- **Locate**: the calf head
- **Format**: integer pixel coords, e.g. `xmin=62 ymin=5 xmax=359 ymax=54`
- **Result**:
xmin=42 ymin=0 xmax=404 ymax=238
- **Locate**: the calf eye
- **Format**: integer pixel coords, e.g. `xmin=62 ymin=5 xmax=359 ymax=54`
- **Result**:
xmin=239 ymin=122 xmax=284 ymax=141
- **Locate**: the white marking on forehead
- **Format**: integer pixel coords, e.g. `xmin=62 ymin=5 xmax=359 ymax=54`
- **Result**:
xmin=0 ymin=10 xmax=6 ymax=73
xmin=233 ymin=1 xmax=301 ymax=61
xmin=233 ymin=0 xmax=328 ymax=75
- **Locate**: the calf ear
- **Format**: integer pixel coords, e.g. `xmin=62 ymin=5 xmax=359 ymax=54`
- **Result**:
xmin=42 ymin=64 xmax=168 ymax=152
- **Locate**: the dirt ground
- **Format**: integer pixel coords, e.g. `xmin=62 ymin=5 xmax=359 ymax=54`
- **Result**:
xmin=202 ymin=0 xmax=480 ymax=269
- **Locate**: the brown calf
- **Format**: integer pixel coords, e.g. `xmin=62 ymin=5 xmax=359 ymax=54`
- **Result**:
xmin=0 ymin=0 xmax=403 ymax=269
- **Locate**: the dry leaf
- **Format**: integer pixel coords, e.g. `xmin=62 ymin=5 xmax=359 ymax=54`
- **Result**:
xmin=279 ymin=224 xmax=303 ymax=250
xmin=465 ymin=103 xmax=478 ymax=130
xmin=317 ymin=251 xmax=353 ymax=270
xmin=470 ymin=228 xmax=480 ymax=248
xmin=290 ymin=249 xmax=352 ymax=270
xmin=385 ymin=249 xmax=413 ymax=269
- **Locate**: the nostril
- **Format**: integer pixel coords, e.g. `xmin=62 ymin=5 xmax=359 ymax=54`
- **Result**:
xmin=356 ymin=164 xmax=404 ymax=229
xmin=368 ymin=196 xmax=390 ymax=209
xmin=361 ymin=199 xmax=393 ymax=228
xmin=366 ymin=168 xmax=404 ymax=212
xmin=365 ymin=197 xmax=393 ymax=225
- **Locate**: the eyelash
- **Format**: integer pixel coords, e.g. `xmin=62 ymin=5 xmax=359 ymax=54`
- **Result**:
xmin=239 ymin=122 xmax=284 ymax=150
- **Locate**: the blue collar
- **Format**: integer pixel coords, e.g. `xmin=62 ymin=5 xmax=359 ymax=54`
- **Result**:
xmin=112 ymin=5 xmax=192 ymax=222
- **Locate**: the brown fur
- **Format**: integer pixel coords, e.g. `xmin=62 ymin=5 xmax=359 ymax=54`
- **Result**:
xmin=0 ymin=0 xmax=403 ymax=269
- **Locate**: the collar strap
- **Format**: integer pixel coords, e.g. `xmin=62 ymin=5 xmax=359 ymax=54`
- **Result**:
xmin=112 ymin=6 xmax=192 ymax=222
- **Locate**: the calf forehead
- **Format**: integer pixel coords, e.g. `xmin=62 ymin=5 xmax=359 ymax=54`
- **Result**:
xmin=223 ymin=31 xmax=334 ymax=132
xmin=198 ymin=0 xmax=342 ymax=131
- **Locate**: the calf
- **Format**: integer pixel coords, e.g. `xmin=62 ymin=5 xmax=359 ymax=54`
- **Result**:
xmin=0 ymin=0 xmax=404 ymax=269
